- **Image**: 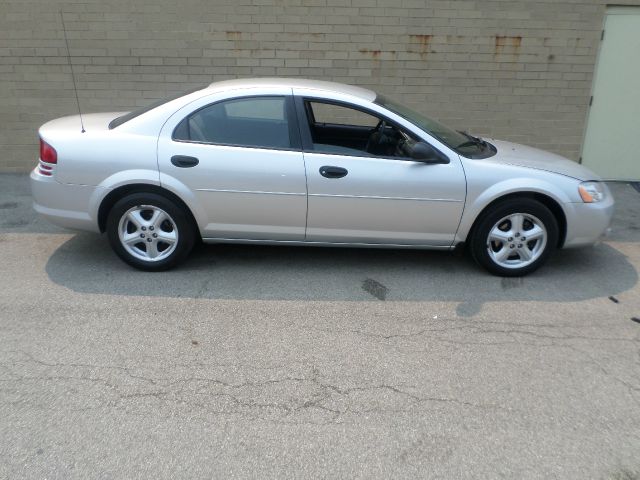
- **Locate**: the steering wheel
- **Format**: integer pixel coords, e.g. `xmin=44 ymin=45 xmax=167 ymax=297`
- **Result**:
xmin=365 ymin=120 xmax=387 ymax=153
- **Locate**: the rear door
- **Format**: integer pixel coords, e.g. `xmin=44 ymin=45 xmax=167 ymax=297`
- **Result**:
xmin=294 ymin=94 xmax=466 ymax=246
xmin=158 ymin=90 xmax=308 ymax=240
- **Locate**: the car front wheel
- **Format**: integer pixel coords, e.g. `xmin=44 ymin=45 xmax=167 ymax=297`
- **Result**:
xmin=470 ymin=198 xmax=559 ymax=277
xmin=106 ymin=193 xmax=195 ymax=271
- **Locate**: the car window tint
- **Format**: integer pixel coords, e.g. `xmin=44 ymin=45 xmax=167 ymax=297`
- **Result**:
xmin=175 ymin=96 xmax=291 ymax=149
xmin=224 ymin=98 xmax=285 ymax=121
xmin=310 ymin=102 xmax=379 ymax=127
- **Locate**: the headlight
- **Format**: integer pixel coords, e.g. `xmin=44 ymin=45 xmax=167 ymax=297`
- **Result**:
xmin=578 ymin=181 xmax=606 ymax=203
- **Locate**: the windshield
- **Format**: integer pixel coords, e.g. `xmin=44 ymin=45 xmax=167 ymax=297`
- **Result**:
xmin=374 ymin=94 xmax=493 ymax=157
xmin=108 ymin=86 xmax=206 ymax=129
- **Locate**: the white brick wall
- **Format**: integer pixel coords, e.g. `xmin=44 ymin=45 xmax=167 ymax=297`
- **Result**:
xmin=1 ymin=0 xmax=639 ymax=171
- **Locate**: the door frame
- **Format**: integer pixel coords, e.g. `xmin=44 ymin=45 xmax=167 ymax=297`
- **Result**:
xmin=579 ymin=8 xmax=608 ymax=167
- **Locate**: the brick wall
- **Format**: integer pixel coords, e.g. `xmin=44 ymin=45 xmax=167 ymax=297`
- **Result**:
xmin=1 ymin=0 xmax=637 ymax=172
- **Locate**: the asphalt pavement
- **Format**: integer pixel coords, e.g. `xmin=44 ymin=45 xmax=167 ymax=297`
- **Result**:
xmin=1 ymin=173 xmax=639 ymax=479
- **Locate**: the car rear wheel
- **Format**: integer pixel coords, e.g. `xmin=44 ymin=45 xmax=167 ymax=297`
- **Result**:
xmin=470 ymin=198 xmax=559 ymax=277
xmin=106 ymin=193 xmax=195 ymax=271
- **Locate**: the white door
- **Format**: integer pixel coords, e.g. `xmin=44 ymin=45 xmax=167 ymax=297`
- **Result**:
xmin=582 ymin=6 xmax=640 ymax=180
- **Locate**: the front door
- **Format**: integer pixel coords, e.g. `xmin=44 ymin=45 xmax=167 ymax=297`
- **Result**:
xmin=297 ymin=98 xmax=466 ymax=246
xmin=158 ymin=94 xmax=308 ymax=240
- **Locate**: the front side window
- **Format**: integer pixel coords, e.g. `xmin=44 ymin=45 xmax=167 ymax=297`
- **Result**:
xmin=174 ymin=96 xmax=292 ymax=150
xmin=310 ymin=102 xmax=379 ymax=128
xmin=304 ymin=100 xmax=419 ymax=158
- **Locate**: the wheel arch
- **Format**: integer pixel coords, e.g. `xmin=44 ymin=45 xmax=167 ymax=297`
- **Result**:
xmin=98 ymin=183 xmax=200 ymax=237
xmin=465 ymin=191 xmax=567 ymax=248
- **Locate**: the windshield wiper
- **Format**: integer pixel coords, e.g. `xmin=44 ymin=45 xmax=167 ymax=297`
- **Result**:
xmin=455 ymin=131 xmax=487 ymax=149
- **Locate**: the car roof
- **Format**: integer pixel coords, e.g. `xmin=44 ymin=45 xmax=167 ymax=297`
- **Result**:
xmin=205 ymin=77 xmax=377 ymax=102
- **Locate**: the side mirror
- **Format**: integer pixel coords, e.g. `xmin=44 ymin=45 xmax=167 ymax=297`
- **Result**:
xmin=410 ymin=142 xmax=449 ymax=164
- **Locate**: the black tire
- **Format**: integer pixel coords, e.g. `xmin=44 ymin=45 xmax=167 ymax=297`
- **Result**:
xmin=106 ymin=192 xmax=196 ymax=271
xmin=470 ymin=198 xmax=559 ymax=277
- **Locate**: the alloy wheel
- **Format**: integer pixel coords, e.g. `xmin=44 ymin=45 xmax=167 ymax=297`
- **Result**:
xmin=486 ymin=212 xmax=547 ymax=269
xmin=117 ymin=205 xmax=179 ymax=262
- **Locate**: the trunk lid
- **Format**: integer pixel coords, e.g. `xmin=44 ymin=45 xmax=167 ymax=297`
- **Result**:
xmin=39 ymin=112 xmax=126 ymax=136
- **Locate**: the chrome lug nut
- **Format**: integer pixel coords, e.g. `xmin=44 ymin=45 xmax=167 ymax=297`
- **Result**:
xmin=152 ymin=233 xmax=157 ymax=238
xmin=140 ymin=233 xmax=145 ymax=238
xmin=149 ymin=226 xmax=154 ymax=231
xmin=141 ymin=226 xmax=146 ymax=231
xmin=147 ymin=238 xmax=152 ymax=242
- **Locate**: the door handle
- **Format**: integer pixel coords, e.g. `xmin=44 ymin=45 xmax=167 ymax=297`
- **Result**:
xmin=171 ymin=155 xmax=199 ymax=168
xmin=319 ymin=166 xmax=348 ymax=179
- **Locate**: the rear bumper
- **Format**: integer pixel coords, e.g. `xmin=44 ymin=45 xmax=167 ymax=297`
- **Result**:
xmin=30 ymin=169 xmax=100 ymax=232
xmin=562 ymin=196 xmax=615 ymax=248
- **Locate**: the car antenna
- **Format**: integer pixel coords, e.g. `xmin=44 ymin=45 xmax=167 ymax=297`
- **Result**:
xmin=60 ymin=10 xmax=85 ymax=133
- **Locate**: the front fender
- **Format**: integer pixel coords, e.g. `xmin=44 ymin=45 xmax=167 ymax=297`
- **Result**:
xmin=455 ymin=176 xmax=575 ymax=243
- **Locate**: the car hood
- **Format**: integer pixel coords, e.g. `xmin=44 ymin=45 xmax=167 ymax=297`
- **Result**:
xmin=483 ymin=139 xmax=600 ymax=181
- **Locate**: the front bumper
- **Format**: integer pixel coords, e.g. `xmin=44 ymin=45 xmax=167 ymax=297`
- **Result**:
xmin=562 ymin=194 xmax=615 ymax=248
xmin=30 ymin=168 xmax=100 ymax=232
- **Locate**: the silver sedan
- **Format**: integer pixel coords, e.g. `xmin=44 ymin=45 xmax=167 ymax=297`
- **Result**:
xmin=31 ymin=78 xmax=614 ymax=276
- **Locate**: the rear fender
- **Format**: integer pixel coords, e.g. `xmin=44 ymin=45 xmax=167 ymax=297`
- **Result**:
xmin=157 ymin=172 xmax=208 ymax=230
xmin=88 ymin=169 xmax=160 ymax=223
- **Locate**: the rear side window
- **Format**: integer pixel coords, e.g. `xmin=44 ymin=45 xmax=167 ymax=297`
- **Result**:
xmin=173 ymin=96 xmax=294 ymax=150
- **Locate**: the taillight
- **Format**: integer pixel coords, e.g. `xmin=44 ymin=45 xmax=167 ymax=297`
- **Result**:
xmin=39 ymin=138 xmax=57 ymax=164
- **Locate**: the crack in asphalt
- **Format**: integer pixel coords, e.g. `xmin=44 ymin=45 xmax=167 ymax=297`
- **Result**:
xmin=3 ymin=306 xmax=640 ymax=425
xmin=304 ymin=320 xmax=640 ymax=344
xmin=1 ymin=350 xmax=506 ymax=423
xmin=565 ymin=345 xmax=640 ymax=406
